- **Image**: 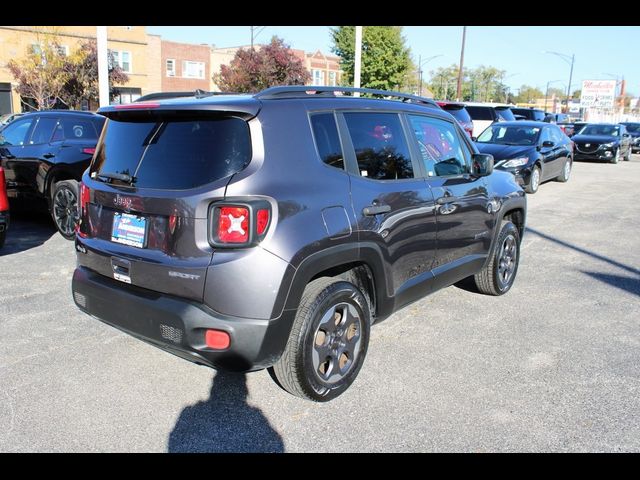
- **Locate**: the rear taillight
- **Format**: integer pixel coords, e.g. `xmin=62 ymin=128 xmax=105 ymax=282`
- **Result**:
xmin=209 ymin=201 xmax=272 ymax=247
xmin=0 ymin=167 xmax=9 ymax=212
xmin=80 ymin=182 xmax=90 ymax=217
xmin=82 ymin=147 xmax=96 ymax=155
xmin=218 ymin=206 xmax=249 ymax=243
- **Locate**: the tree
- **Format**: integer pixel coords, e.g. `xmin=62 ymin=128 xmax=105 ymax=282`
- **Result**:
xmin=330 ymin=26 xmax=412 ymax=91
xmin=513 ymin=85 xmax=544 ymax=104
xmin=215 ymin=36 xmax=311 ymax=93
xmin=428 ymin=64 xmax=462 ymax=100
xmin=7 ymin=29 xmax=68 ymax=110
xmin=62 ymin=40 xmax=129 ymax=110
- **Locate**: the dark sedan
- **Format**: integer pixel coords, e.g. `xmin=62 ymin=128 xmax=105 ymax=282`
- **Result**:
xmin=475 ymin=121 xmax=573 ymax=194
xmin=620 ymin=122 xmax=640 ymax=153
xmin=572 ymin=123 xmax=632 ymax=163
xmin=0 ymin=166 xmax=8 ymax=248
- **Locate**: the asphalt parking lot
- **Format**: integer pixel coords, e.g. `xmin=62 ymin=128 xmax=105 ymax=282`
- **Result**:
xmin=1 ymin=156 xmax=639 ymax=452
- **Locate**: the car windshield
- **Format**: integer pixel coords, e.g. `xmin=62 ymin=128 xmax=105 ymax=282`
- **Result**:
xmin=476 ymin=125 xmax=540 ymax=145
xmin=580 ymin=125 xmax=620 ymax=136
xmin=622 ymin=123 xmax=640 ymax=133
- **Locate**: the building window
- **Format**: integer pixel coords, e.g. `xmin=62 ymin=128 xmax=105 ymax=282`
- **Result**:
xmin=313 ymin=69 xmax=325 ymax=86
xmin=182 ymin=61 xmax=205 ymax=79
xmin=328 ymin=71 xmax=337 ymax=86
xmin=110 ymin=50 xmax=132 ymax=73
xmin=56 ymin=45 xmax=69 ymax=56
xmin=166 ymin=59 xmax=176 ymax=77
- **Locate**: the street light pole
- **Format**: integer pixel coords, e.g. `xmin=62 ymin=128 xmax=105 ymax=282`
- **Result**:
xmin=353 ymin=26 xmax=363 ymax=97
xmin=544 ymin=50 xmax=575 ymax=114
xmin=545 ymin=79 xmax=562 ymax=112
xmin=456 ymin=26 xmax=466 ymax=101
xmin=417 ymin=54 xmax=443 ymax=97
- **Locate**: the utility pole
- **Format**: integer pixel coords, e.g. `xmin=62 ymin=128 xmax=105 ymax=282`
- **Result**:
xmin=417 ymin=54 xmax=443 ymax=97
xmin=97 ymin=26 xmax=109 ymax=107
xmin=354 ymin=26 xmax=363 ymax=97
xmin=544 ymin=51 xmax=575 ymax=114
xmin=456 ymin=26 xmax=466 ymax=101
xmin=250 ymin=26 xmax=265 ymax=50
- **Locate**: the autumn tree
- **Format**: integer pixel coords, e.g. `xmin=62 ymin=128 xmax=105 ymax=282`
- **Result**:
xmin=215 ymin=36 xmax=311 ymax=93
xmin=7 ymin=29 xmax=68 ymax=110
xmin=62 ymin=39 xmax=129 ymax=110
xmin=331 ymin=26 xmax=412 ymax=92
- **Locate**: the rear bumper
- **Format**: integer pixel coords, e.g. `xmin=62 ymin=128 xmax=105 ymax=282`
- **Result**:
xmin=72 ymin=266 xmax=295 ymax=372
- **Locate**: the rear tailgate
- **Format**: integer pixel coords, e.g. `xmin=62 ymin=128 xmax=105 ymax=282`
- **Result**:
xmin=76 ymin=106 xmax=255 ymax=302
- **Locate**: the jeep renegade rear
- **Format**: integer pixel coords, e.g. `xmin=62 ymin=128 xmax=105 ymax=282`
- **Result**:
xmin=72 ymin=86 xmax=526 ymax=402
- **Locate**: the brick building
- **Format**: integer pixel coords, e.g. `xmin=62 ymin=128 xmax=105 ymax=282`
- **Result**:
xmin=161 ymin=39 xmax=210 ymax=92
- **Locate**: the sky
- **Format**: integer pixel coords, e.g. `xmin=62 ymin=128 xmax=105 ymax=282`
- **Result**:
xmin=147 ymin=26 xmax=640 ymax=96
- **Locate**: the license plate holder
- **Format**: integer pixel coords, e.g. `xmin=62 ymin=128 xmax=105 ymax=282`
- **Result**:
xmin=111 ymin=212 xmax=148 ymax=248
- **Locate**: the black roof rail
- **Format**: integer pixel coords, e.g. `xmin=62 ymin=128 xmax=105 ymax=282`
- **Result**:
xmin=134 ymin=90 xmax=240 ymax=102
xmin=254 ymin=85 xmax=439 ymax=107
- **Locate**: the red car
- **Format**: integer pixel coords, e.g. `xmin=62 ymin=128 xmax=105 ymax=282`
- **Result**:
xmin=0 ymin=167 xmax=9 ymax=249
xmin=436 ymin=101 xmax=474 ymax=137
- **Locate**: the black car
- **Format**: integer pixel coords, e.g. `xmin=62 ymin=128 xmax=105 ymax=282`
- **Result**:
xmin=436 ymin=101 xmax=474 ymax=137
xmin=475 ymin=121 xmax=573 ymax=194
xmin=620 ymin=122 xmax=640 ymax=153
xmin=0 ymin=110 xmax=105 ymax=238
xmin=510 ymin=107 xmax=546 ymax=122
xmin=0 ymin=166 xmax=8 ymax=248
xmin=71 ymin=86 xmax=526 ymax=402
xmin=572 ymin=123 xmax=632 ymax=163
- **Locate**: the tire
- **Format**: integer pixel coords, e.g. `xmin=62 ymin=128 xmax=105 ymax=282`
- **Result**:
xmin=0 ymin=229 xmax=5 ymax=249
xmin=474 ymin=221 xmax=521 ymax=296
xmin=623 ymin=147 xmax=631 ymax=161
xmin=525 ymin=165 xmax=541 ymax=194
xmin=610 ymin=148 xmax=620 ymax=164
xmin=556 ymin=158 xmax=572 ymax=182
xmin=270 ymin=277 xmax=371 ymax=402
xmin=51 ymin=180 xmax=79 ymax=240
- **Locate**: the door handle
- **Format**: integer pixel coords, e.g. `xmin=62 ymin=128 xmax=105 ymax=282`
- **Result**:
xmin=43 ymin=153 xmax=55 ymax=159
xmin=436 ymin=195 xmax=459 ymax=205
xmin=363 ymin=204 xmax=391 ymax=216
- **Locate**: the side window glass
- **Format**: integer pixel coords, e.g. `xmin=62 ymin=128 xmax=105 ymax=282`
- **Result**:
xmin=29 ymin=117 xmax=58 ymax=145
xmin=310 ymin=113 xmax=344 ymax=170
xmin=408 ymin=115 xmax=468 ymax=177
xmin=344 ymin=112 xmax=414 ymax=180
xmin=58 ymin=119 xmax=99 ymax=141
xmin=0 ymin=118 xmax=34 ymax=146
xmin=540 ymin=128 xmax=552 ymax=144
xmin=550 ymin=127 xmax=563 ymax=143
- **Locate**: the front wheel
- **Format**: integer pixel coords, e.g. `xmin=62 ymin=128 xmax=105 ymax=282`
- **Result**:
xmin=270 ymin=277 xmax=371 ymax=402
xmin=611 ymin=148 xmax=620 ymax=164
xmin=474 ymin=221 xmax=521 ymax=296
xmin=51 ymin=180 xmax=79 ymax=240
xmin=0 ymin=229 xmax=5 ymax=249
xmin=623 ymin=147 xmax=631 ymax=161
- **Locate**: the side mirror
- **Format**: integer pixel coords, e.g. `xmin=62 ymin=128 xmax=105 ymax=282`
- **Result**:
xmin=541 ymin=140 xmax=555 ymax=148
xmin=471 ymin=153 xmax=494 ymax=176
xmin=622 ymin=133 xmax=630 ymax=138
xmin=471 ymin=136 xmax=477 ymax=142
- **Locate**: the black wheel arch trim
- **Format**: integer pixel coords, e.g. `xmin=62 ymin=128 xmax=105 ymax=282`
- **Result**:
xmin=483 ymin=195 xmax=526 ymax=269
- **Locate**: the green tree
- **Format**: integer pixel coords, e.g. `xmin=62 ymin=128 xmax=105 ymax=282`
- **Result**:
xmin=514 ymin=85 xmax=544 ymax=104
xmin=61 ymin=40 xmax=129 ymax=110
xmin=215 ymin=36 xmax=310 ymax=93
xmin=428 ymin=64 xmax=460 ymax=100
xmin=547 ymin=87 xmax=566 ymax=99
xmin=330 ymin=26 xmax=412 ymax=91
xmin=7 ymin=28 xmax=68 ymax=110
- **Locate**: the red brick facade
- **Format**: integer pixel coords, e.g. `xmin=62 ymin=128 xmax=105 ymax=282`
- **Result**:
xmin=161 ymin=40 xmax=210 ymax=92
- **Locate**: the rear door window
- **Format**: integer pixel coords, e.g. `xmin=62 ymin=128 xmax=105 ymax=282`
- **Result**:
xmin=91 ymin=116 xmax=251 ymax=190
xmin=464 ymin=106 xmax=493 ymax=121
xmin=29 ymin=117 xmax=58 ymax=145
xmin=343 ymin=112 xmax=414 ymax=180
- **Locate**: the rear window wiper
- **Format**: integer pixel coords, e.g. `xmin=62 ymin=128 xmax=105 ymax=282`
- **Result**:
xmin=91 ymin=171 xmax=135 ymax=184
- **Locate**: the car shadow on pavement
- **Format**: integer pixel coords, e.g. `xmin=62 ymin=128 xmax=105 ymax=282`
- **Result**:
xmin=167 ymin=371 xmax=285 ymax=453
xmin=525 ymin=227 xmax=640 ymax=276
xmin=0 ymin=209 xmax=57 ymax=256
xmin=581 ymin=271 xmax=640 ymax=297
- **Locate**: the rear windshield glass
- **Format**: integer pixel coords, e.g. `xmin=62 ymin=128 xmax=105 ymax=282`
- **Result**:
xmin=90 ymin=116 xmax=251 ymax=189
xmin=623 ymin=123 xmax=640 ymax=133
xmin=495 ymin=107 xmax=516 ymax=122
xmin=444 ymin=106 xmax=472 ymax=124
xmin=464 ymin=106 xmax=493 ymax=121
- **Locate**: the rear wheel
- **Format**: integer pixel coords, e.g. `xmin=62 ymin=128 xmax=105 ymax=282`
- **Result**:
xmin=51 ymin=180 xmax=79 ymax=240
xmin=556 ymin=158 xmax=572 ymax=182
xmin=474 ymin=221 xmax=521 ymax=296
xmin=525 ymin=165 xmax=540 ymax=194
xmin=270 ymin=277 xmax=371 ymax=402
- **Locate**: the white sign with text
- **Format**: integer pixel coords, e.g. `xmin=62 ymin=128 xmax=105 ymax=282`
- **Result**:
xmin=580 ymin=80 xmax=617 ymax=108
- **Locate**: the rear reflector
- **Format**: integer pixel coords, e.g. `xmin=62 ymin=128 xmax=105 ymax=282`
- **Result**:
xmin=256 ymin=208 xmax=270 ymax=235
xmin=0 ymin=167 xmax=9 ymax=212
xmin=82 ymin=147 xmax=96 ymax=155
xmin=205 ymin=330 xmax=230 ymax=350
xmin=114 ymin=103 xmax=160 ymax=110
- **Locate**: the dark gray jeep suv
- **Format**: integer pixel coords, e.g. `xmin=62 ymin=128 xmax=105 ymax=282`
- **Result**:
xmin=72 ymin=86 xmax=527 ymax=401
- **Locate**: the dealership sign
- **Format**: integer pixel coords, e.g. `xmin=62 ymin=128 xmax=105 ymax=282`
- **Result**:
xmin=580 ymin=80 xmax=617 ymax=108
